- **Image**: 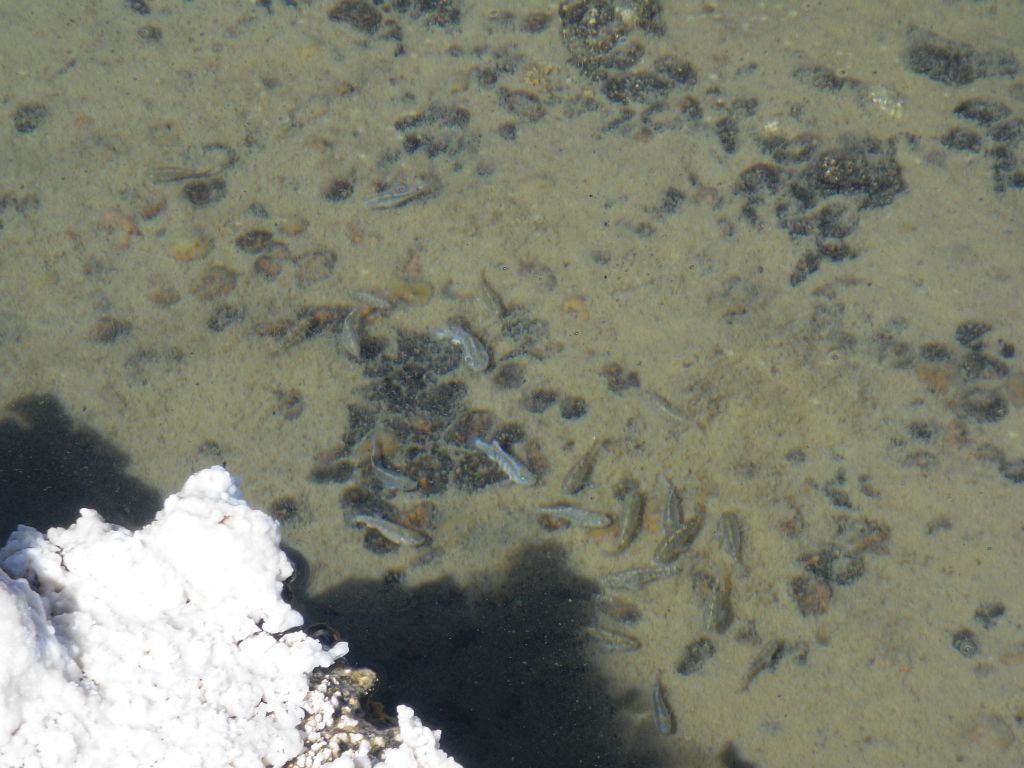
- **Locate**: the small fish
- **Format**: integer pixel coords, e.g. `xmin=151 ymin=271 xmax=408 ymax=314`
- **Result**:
xmin=145 ymin=166 xmax=215 ymax=183
xmin=536 ymin=504 xmax=612 ymax=528
xmin=614 ymin=480 xmax=644 ymax=553
xmin=471 ymin=437 xmax=536 ymax=486
xmin=600 ymin=565 xmax=679 ymax=591
xmin=693 ymin=571 xmax=733 ymax=634
xmin=716 ymin=511 xmax=747 ymax=575
xmin=652 ymin=511 xmax=705 ymax=565
xmin=347 ymin=290 xmax=393 ymax=311
xmin=370 ymin=443 xmax=418 ymax=492
xmin=636 ymin=388 xmax=687 ymax=423
xmin=145 ymin=143 xmax=237 ymax=182
xmin=652 ymin=527 xmax=693 ymax=565
xmin=740 ymin=640 xmax=785 ymax=692
xmin=363 ymin=177 xmax=438 ymax=210
xmin=340 ymin=308 xmax=364 ymax=359
xmin=652 ymin=678 xmax=676 ymax=735
xmin=432 ymin=321 xmax=489 ymax=372
xmin=656 ymin=473 xmax=684 ymax=532
xmin=585 ymin=625 xmax=641 ymax=652
xmin=593 ymin=594 xmax=641 ymax=624
xmin=351 ymin=513 xmax=427 ymax=547
xmin=478 ymin=270 xmax=508 ymax=318
xmin=561 ymin=440 xmax=607 ymax=496
xmin=653 ymin=501 xmax=706 ymax=565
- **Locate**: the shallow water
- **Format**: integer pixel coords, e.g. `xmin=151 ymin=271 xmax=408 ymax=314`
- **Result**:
xmin=1 ymin=2 xmax=1022 ymax=766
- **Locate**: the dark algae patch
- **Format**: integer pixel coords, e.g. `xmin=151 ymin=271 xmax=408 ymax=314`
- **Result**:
xmin=905 ymin=28 xmax=1019 ymax=86
xmin=940 ymin=96 xmax=1024 ymax=192
xmin=734 ymin=134 xmax=906 ymax=286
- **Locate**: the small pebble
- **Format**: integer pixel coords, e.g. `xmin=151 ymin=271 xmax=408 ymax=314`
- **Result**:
xmin=253 ymin=242 xmax=292 ymax=281
xmin=791 ymin=575 xmax=832 ymax=616
xmin=957 ymin=387 xmax=1008 ymax=423
xmin=310 ymin=453 xmax=354 ymax=484
xmin=493 ymin=362 xmax=525 ymax=390
xmin=277 ymin=215 xmax=308 ymax=236
xmin=137 ymin=25 xmax=162 ymax=42
xmin=521 ymin=12 xmax=552 ymax=33
xmin=324 ymin=178 xmax=354 ymax=203
xmin=92 ymin=316 xmax=131 ymax=343
xmin=522 ymin=388 xmax=558 ymax=413
xmin=182 ymin=178 xmax=226 ymax=207
xmin=234 ymin=229 xmax=274 ymax=253
xmin=169 ymin=236 xmax=213 ymax=262
xmin=955 ymin=321 xmax=992 ymax=348
xmin=559 ymin=395 xmax=587 ymax=420
xmin=498 ymin=88 xmax=546 ymax=121
xmin=267 ymin=497 xmax=301 ymax=522
xmin=273 ymin=389 xmax=304 ymax=421
xmin=207 ymin=304 xmax=245 ymax=332
xmin=190 ymin=265 xmax=238 ymax=300
xmin=677 ymin=638 xmax=716 ymax=675
xmin=149 ymin=288 xmax=180 ymax=307
xmin=919 ymin=342 xmax=952 ymax=361
xmin=328 ymin=0 xmax=382 ymax=34
xmin=139 ymin=195 xmax=167 ymax=219
xmin=294 ymin=250 xmax=337 ymax=285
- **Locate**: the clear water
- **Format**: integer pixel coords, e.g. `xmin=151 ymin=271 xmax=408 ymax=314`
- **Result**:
xmin=1 ymin=2 xmax=1022 ymax=766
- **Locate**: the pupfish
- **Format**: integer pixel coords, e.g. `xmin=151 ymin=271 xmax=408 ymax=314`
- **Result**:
xmin=536 ymin=503 xmax=612 ymax=529
xmin=370 ymin=443 xmax=418 ymax=492
xmin=432 ymin=321 xmax=490 ymax=372
xmin=478 ymin=270 xmax=508 ymax=318
xmin=593 ymin=594 xmax=641 ymax=624
xmin=561 ymin=440 xmax=607 ymax=496
xmin=351 ymin=513 xmax=427 ymax=547
xmin=584 ymin=625 xmax=641 ymax=652
xmin=340 ymin=308 xmax=364 ymax=359
xmin=693 ymin=570 xmax=733 ymax=634
xmin=471 ymin=436 xmax=536 ymax=486
xmin=613 ymin=480 xmax=644 ymax=553
xmin=652 ymin=501 xmax=705 ymax=565
xmin=145 ymin=143 xmax=238 ymax=183
xmin=740 ymin=640 xmax=785 ymax=692
xmin=716 ymin=511 xmax=748 ymax=575
xmin=636 ymin=388 xmax=687 ymax=423
xmin=656 ymin=473 xmax=684 ymax=532
xmin=599 ymin=565 xmax=679 ymax=591
xmin=653 ymin=514 xmax=704 ymax=565
xmin=363 ymin=177 xmax=439 ymax=209
xmin=652 ymin=677 xmax=676 ymax=735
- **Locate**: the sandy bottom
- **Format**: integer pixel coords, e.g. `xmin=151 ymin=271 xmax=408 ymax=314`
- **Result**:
xmin=1 ymin=1 xmax=1022 ymax=766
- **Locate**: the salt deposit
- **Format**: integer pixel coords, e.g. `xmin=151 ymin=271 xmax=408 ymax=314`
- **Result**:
xmin=0 ymin=466 xmax=461 ymax=768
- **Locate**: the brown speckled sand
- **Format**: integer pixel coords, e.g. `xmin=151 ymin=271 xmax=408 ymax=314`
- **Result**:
xmin=1 ymin=2 xmax=1022 ymax=766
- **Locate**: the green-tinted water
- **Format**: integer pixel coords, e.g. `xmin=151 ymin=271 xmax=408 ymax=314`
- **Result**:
xmin=1 ymin=2 xmax=1022 ymax=766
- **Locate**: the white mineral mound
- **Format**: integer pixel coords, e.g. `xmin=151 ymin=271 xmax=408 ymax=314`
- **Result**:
xmin=0 ymin=466 xmax=460 ymax=768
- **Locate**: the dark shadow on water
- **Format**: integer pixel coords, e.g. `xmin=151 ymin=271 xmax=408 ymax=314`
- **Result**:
xmin=307 ymin=541 xmax=717 ymax=768
xmin=0 ymin=394 xmax=161 ymax=540
xmin=0 ymin=392 xmax=743 ymax=766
